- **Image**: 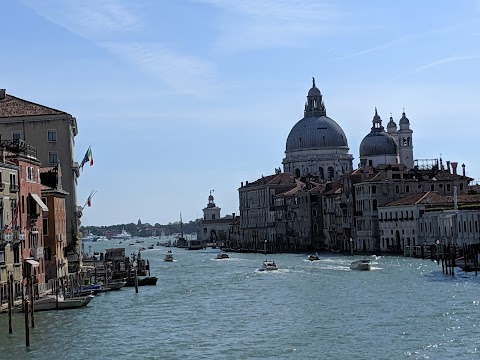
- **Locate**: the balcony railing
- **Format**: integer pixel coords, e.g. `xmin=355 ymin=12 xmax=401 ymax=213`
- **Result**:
xmin=9 ymin=184 xmax=19 ymax=192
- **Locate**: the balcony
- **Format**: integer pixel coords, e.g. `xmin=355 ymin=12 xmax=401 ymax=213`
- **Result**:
xmin=9 ymin=184 xmax=19 ymax=192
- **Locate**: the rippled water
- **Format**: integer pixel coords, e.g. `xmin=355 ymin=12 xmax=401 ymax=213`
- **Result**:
xmin=1 ymin=237 xmax=480 ymax=359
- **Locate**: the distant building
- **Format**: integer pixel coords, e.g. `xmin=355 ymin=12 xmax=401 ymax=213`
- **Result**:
xmin=196 ymin=192 xmax=237 ymax=247
xmin=0 ymin=89 xmax=80 ymax=254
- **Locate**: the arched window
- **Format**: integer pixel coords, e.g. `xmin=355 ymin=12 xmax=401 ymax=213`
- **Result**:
xmin=395 ymin=185 xmax=400 ymax=193
xmin=319 ymin=167 xmax=324 ymax=179
xmin=295 ymin=168 xmax=300 ymax=177
xmin=407 ymin=137 xmax=411 ymax=146
xmin=328 ymin=166 xmax=334 ymax=180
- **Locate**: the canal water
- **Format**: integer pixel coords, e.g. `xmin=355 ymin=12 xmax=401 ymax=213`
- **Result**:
xmin=1 ymin=236 xmax=480 ymax=359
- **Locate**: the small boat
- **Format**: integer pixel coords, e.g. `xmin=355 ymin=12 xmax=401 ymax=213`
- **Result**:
xmin=261 ymin=260 xmax=278 ymax=271
xmin=82 ymin=232 xmax=99 ymax=242
xmin=216 ymin=251 xmax=229 ymax=259
xmin=108 ymin=279 xmax=127 ymax=290
xmin=81 ymin=284 xmax=110 ymax=294
xmin=350 ymin=259 xmax=372 ymax=271
xmin=164 ymin=250 xmax=174 ymax=262
xmin=307 ymin=252 xmax=320 ymax=261
xmin=139 ymin=247 xmax=146 ymax=252
xmin=25 ymin=294 xmax=94 ymax=311
xmin=148 ymin=244 xmax=155 ymax=250
xmin=124 ymin=276 xmax=158 ymax=287
xmin=156 ymin=241 xmax=161 ymax=246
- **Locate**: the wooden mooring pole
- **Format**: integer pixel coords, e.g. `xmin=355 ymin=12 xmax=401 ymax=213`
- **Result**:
xmin=7 ymin=273 xmax=13 ymax=334
xmin=24 ymin=298 xmax=30 ymax=347
xmin=134 ymin=268 xmax=139 ymax=294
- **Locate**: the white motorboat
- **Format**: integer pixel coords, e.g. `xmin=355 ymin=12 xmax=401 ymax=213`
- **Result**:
xmin=350 ymin=259 xmax=372 ymax=271
xmin=28 ymin=294 xmax=94 ymax=311
xmin=216 ymin=251 xmax=229 ymax=259
xmin=82 ymin=232 xmax=99 ymax=242
xmin=112 ymin=229 xmax=132 ymax=240
xmin=307 ymin=253 xmax=320 ymax=261
xmin=261 ymin=260 xmax=278 ymax=271
xmin=164 ymin=250 xmax=174 ymax=262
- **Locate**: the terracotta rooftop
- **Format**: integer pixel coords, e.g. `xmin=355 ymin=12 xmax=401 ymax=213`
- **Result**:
xmin=0 ymin=93 xmax=67 ymax=118
xmin=384 ymin=191 xmax=480 ymax=207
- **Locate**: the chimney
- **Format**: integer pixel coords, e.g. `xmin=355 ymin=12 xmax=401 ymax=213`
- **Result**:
xmin=462 ymin=163 xmax=465 ymax=177
xmin=0 ymin=89 xmax=5 ymax=100
xmin=439 ymin=158 xmax=443 ymax=171
xmin=451 ymin=162 xmax=458 ymax=175
xmin=446 ymin=161 xmax=451 ymax=174
xmin=241 ymin=182 xmax=243 ymax=187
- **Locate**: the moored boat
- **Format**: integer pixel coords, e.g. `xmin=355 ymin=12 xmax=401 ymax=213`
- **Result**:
xmin=112 ymin=229 xmax=132 ymax=240
xmin=108 ymin=279 xmax=127 ymax=290
xmin=124 ymin=276 xmax=158 ymax=287
xmin=22 ymin=294 xmax=94 ymax=312
xmin=350 ymin=259 xmax=372 ymax=271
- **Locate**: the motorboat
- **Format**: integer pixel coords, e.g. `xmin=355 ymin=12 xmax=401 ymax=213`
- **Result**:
xmin=261 ymin=260 xmax=278 ymax=271
xmin=350 ymin=259 xmax=372 ymax=271
xmin=112 ymin=229 xmax=132 ymax=240
xmin=164 ymin=250 xmax=174 ymax=262
xmin=82 ymin=232 xmax=99 ymax=242
xmin=108 ymin=279 xmax=127 ymax=290
xmin=148 ymin=244 xmax=155 ymax=250
xmin=216 ymin=251 xmax=229 ymax=259
xmin=27 ymin=294 xmax=94 ymax=311
xmin=307 ymin=253 xmax=320 ymax=261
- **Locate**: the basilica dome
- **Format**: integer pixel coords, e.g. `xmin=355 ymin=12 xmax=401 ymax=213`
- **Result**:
xmin=359 ymin=132 xmax=397 ymax=157
xmin=286 ymin=116 xmax=348 ymax=151
xmin=286 ymin=78 xmax=348 ymax=152
xmin=359 ymin=108 xmax=397 ymax=157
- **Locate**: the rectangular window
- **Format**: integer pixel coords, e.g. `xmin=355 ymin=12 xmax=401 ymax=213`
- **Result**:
xmin=12 ymin=131 xmax=21 ymax=141
xmin=47 ymin=130 xmax=57 ymax=142
xmin=43 ymin=217 xmax=48 ymax=236
xmin=0 ymin=251 xmax=4 ymax=263
xmin=48 ymin=152 xmax=58 ymax=164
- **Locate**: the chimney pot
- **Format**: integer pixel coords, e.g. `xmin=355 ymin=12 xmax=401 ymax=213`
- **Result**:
xmin=462 ymin=163 xmax=466 ymax=177
xmin=451 ymin=162 xmax=458 ymax=175
xmin=446 ymin=161 xmax=451 ymax=174
xmin=0 ymin=89 xmax=5 ymax=100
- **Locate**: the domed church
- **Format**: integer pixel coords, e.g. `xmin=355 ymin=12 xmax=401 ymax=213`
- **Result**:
xmin=359 ymin=108 xmax=413 ymax=169
xmin=282 ymin=78 xmax=353 ymax=180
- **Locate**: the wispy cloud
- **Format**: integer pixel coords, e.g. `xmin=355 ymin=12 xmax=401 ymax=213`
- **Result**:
xmin=102 ymin=42 xmax=218 ymax=98
xmin=22 ymin=0 xmax=140 ymax=39
xmin=197 ymin=0 xmax=342 ymax=52
xmin=413 ymin=55 xmax=480 ymax=73
xmin=23 ymin=0 xmax=219 ymax=97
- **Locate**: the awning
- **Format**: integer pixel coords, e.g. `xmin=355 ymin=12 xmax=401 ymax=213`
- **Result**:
xmin=25 ymin=259 xmax=40 ymax=267
xmin=30 ymin=193 xmax=48 ymax=212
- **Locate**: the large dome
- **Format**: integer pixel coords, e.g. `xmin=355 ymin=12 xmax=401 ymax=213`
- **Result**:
xmin=359 ymin=131 xmax=397 ymax=157
xmin=286 ymin=116 xmax=348 ymax=151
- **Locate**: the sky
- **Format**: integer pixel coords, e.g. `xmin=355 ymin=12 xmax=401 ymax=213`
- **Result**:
xmin=1 ymin=0 xmax=480 ymax=226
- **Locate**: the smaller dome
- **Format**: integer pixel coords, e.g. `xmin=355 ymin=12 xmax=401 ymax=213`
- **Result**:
xmin=360 ymin=132 xmax=397 ymax=157
xmin=387 ymin=115 xmax=396 ymax=129
xmin=399 ymin=111 xmax=409 ymax=125
xmin=208 ymin=194 xmax=214 ymax=201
